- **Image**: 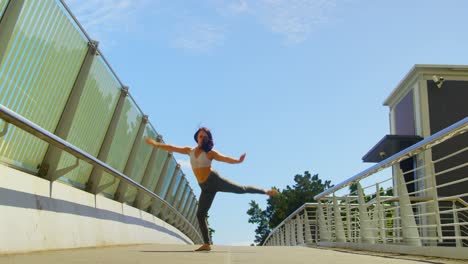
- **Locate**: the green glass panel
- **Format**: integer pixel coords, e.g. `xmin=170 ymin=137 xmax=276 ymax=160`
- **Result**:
xmin=166 ymin=170 xmax=182 ymax=204
xmin=0 ymin=0 xmax=88 ymax=171
xmin=56 ymin=56 xmax=120 ymax=187
xmin=123 ymin=125 xmax=157 ymax=203
xmin=0 ymin=0 xmax=8 ymax=19
xmin=188 ymin=197 xmax=197 ymax=218
xmin=146 ymin=149 xmax=169 ymax=191
xmin=182 ymin=195 xmax=191 ymax=215
xmin=184 ymin=197 xmax=193 ymax=214
xmin=173 ymin=178 xmax=185 ymax=203
xmin=158 ymin=158 xmax=177 ymax=197
xmin=179 ymin=188 xmax=190 ymax=213
xmin=99 ymin=97 xmax=142 ymax=196
xmin=174 ymin=179 xmax=188 ymax=209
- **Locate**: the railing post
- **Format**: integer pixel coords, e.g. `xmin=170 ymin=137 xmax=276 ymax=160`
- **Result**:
xmin=357 ymin=182 xmax=375 ymax=244
xmin=279 ymin=226 xmax=285 ymax=246
xmin=393 ymin=199 xmax=400 ymax=243
xmin=38 ymin=40 xmax=100 ymax=181
xmin=317 ymin=201 xmax=331 ymax=242
xmin=285 ymin=223 xmax=291 ymax=246
xmin=453 ymin=201 xmax=462 ymax=247
xmin=326 ymin=202 xmax=332 ymax=239
xmin=423 ymin=151 xmax=442 ymax=244
xmin=333 ymin=194 xmax=346 ymax=242
xmin=115 ymin=115 xmax=148 ymax=202
xmin=303 ymin=208 xmax=313 ymax=244
xmin=376 ymin=184 xmax=386 ymax=243
xmin=346 ymin=197 xmax=352 ymax=242
xmin=291 ymin=219 xmax=297 ymax=246
xmin=297 ymin=214 xmax=304 ymax=244
xmin=371 ymin=204 xmax=379 ymax=242
xmin=396 ymin=168 xmax=421 ymax=246
xmin=0 ymin=0 xmax=26 ymax=65
xmin=86 ymin=86 xmax=129 ymax=194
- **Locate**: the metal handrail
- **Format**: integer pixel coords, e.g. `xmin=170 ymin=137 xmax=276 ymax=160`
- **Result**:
xmin=0 ymin=104 xmax=202 ymax=243
xmin=263 ymin=203 xmax=318 ymax=245
xmin=314 ymin=117 xmax=468 ymax=200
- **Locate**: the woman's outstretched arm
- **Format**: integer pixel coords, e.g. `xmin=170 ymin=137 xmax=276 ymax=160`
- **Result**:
xmin=210 ymin=150 xmax=246 ymax=164
xmin=145 ymin=138 xmax=191 ymax=155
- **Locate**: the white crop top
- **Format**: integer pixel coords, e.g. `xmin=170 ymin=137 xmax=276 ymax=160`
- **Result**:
xmin=189 ymin=148 xmax=212 ymax=168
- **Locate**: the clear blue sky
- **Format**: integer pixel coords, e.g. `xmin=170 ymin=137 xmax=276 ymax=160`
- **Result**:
xmin=65 ymin=0 xmax=468 ymax=245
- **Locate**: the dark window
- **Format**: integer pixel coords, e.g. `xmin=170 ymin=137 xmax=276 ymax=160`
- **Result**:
xmin=394 ymin=91 xmax=415 ymax=135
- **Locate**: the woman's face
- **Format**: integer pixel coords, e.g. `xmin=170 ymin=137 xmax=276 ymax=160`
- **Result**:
xmin=197 ymin=130 xmax=208 ymax=146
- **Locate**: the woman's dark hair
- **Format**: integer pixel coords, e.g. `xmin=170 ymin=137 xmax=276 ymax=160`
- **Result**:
xmin=194 ymin=127 xmax=214 ymax=152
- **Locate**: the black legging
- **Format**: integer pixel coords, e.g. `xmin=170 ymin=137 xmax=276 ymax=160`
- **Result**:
xmin=196 ymin=170 xmax=266 ymax=244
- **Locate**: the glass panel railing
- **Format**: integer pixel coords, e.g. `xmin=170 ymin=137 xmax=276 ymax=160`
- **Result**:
xmin=56 ymin=56 xmax=120 ymax=187
xmin=98 ymin=97 xmax=142 ymax=196
xmin=0 ymin=0 xmax=87 ymax=171
xmin=0 ymin=0 xmax=202 ymax=243
xmin=0 ymin=0 xmax=9 ymax=19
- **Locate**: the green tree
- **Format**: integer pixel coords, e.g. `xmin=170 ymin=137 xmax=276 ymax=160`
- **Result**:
xmin=349 ymin=182 xmax=358 ymax=194
xmin=246 ymin=200 xmax=271 ymax=244
xmin=207 ymin=215 xmax=215 ymax=243
xmin=247 ymin=171 xmax=332 ymax=245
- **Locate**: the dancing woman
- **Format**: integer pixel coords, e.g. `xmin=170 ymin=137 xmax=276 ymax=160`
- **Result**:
xmin=145 ymin=127 xmax=278 ymax=251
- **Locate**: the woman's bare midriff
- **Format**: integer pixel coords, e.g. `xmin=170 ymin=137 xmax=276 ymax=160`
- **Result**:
xmin=192 ymin=167 xmax=211 ymax=184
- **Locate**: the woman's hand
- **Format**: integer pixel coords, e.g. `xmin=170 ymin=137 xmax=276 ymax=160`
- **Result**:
xmin=144 ymin=138 xmax=191 ymax=155
xmin=211 ymin=150 xmax=246 ymax=164
xmin=238 ymin=153 xmax=246 ymax=163
xmin=145 ymin=138 xmax=157 ymax=146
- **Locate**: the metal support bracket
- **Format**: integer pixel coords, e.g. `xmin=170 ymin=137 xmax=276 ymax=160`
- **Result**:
xmin=0 ymin=122 xmax=9 ymax=137
xmin=88 ymin=40 xmax=99 ymax=55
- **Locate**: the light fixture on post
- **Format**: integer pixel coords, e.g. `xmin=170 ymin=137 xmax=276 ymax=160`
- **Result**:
xmin=432 ymin=75 xmax=445 ymax=88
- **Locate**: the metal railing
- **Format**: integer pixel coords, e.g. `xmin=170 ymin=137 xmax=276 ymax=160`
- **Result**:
xmin=263 ymin=203 xmax=320 ymax=246
xmin=264 ymin=117 xmax=467 ymax=259
xmin=0 ymin=0 xmax=202 ymax=244
xmin=0 ymin=104 xmax=203 ymax=243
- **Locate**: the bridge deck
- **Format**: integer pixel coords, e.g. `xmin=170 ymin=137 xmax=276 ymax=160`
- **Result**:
xmin=0 ymin=244 xmax=463 ymax=264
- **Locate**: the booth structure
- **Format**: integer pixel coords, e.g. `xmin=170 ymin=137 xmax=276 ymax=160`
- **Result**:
xmin=364 ymin=65 xmax=467 ymax=198
xmin=363 ymin=64 xmax=468 ymax=244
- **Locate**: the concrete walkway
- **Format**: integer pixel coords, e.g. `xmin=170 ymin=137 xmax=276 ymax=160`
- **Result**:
xmin=0 ymin=244 xmax=465 ymax=264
